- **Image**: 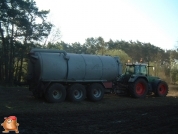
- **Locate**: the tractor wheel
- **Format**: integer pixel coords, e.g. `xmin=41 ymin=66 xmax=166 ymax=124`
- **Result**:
xmin=45 ymin=83 xmax=66 ymax=103
xmin=67 ymin=84 xmax=86 ymax=102
xmin=154 ymin=81 xmax=168 ymax=97
xmin=129 ymin=78 xmax=148 ymax=98
xmin=87 ymin=83 xmax=104 ymax=102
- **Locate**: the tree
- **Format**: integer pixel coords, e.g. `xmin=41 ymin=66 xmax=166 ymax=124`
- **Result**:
xmin=44 ymin=26 xmax=61 ymax=45
xmin=107 ymin=39 xmax=117 ymax=50
xmin=99 ymin=49 xmax=131 ymax=72
xmin=84 ymin=37 xmax=97 ymax=54
xmin=0 ymin=0 xmax=52 ymax=85
xmin=170 ymin=68 xmax=178 ymax=84
xmin=95 ymin=37 xmax=106 ymax=55
xmin=45 ymin=42 xmax=63 ymax=50
xmin=71 ymin=42 xmax=82 ymax=53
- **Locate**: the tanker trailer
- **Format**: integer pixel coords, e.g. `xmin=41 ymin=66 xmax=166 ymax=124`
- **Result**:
xmin=27 ymin=48 xmax=122 ymax=103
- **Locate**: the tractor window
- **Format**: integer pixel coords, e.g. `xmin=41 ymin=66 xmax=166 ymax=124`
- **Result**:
xmin=134 ymin=65 xmax=147 ymax=75
xmin=135 ymin=66 xmax=140 ymax=74
xmin=140 ymin=66 xmax=147 ymax=75
xmin=125 ymin=66 xmax=134 ymax=74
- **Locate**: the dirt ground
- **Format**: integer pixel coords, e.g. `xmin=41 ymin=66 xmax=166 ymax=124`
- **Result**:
xmin=0 ymin=85 xmax=178 ymax=134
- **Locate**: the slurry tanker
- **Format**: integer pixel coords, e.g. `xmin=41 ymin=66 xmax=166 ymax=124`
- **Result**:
xmin=27 ymin=48 xmax=168 ymax=103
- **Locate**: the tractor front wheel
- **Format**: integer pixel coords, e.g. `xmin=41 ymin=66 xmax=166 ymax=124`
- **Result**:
xmin=154 ymin=81 xmax=168 ymax=97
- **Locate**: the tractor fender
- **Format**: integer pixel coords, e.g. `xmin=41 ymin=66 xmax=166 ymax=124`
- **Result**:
xmin=151 ymin=79 xmax=162 ymax=92
xmin=128 ymin=75 xmax=148 ymax=83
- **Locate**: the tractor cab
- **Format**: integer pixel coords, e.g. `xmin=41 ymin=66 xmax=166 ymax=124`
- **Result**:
xmin=125 ymin=63 xmax=147 ymax=76
xmin=118 ymin=62 xmax=148 ymax=84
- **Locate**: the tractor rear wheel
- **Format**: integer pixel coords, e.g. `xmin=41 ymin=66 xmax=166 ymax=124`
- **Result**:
xmin=129 ymin=78 xmax=148 ymax=98
xmin=154 ymin=81 xmax=168 ymax=97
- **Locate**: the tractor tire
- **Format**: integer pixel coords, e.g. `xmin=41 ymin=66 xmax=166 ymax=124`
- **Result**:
xmin=67 ymin=84 xmax=86 ymax=102
xmin=87 ymin=83 xmax=104 ymax=102
xmin=154 ymin=81 xmax=168 ymax=97
xmin=129 ymin=78 xmax=148 ymax=98
xmin=45 ymin=83 xmax=66 ymax=103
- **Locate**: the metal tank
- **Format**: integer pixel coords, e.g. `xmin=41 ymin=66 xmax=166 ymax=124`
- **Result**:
xmin=28 ymin=48 xmax=122 ymax=83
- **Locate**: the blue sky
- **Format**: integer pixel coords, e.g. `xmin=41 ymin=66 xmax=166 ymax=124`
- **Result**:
xmin=35 ymin=0 xmax=178 ymax=50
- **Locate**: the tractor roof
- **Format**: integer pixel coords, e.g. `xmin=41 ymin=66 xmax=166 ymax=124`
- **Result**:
xmin=125 ymin=62 xmax=148 ymax=66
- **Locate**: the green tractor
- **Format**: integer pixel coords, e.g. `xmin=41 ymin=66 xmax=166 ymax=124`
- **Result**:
xmin=117 ymin=62 xmax=168 ymax=98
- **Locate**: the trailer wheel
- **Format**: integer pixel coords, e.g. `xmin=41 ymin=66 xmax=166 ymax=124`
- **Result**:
xmin=67 ymin=84 xmax=86 ymax=102
xmin=129 ymin=78 xmax=148 ymax=98
xmin=87 ymin=83 xmax=104 ymax=102
xmin=154 ymin=81 xmax=168 ymax=97
xmin=45 ymin=83 xmax=66 ymax=103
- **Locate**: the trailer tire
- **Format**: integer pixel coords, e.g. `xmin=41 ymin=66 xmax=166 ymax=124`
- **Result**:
xmin=45 ymin=83 xmax=66 ymax=103
xmin=87 ymin=83 xmax=104 ymax=102
xmin=154 ymin=81 xmax=168 ymax=97
xmin=129 ymin=78 xmax=148 ymax=98
xmin=67 ymin=84 xmax=86 ymax=102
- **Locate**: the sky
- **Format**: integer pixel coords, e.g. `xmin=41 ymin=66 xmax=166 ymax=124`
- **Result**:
xmin=35 ymin=0 xmax=178 ymax=50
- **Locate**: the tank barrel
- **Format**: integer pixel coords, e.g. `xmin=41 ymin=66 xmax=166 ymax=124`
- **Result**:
xmin=30 ymin=48 xmax=67 ymax=56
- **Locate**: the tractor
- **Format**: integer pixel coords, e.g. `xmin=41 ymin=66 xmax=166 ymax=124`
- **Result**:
xmin=116 ymin=62 xmax=168 ymax=98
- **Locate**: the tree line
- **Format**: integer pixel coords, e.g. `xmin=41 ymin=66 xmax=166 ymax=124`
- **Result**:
xmin=0 ymin=0 xmax=178 ymax=86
